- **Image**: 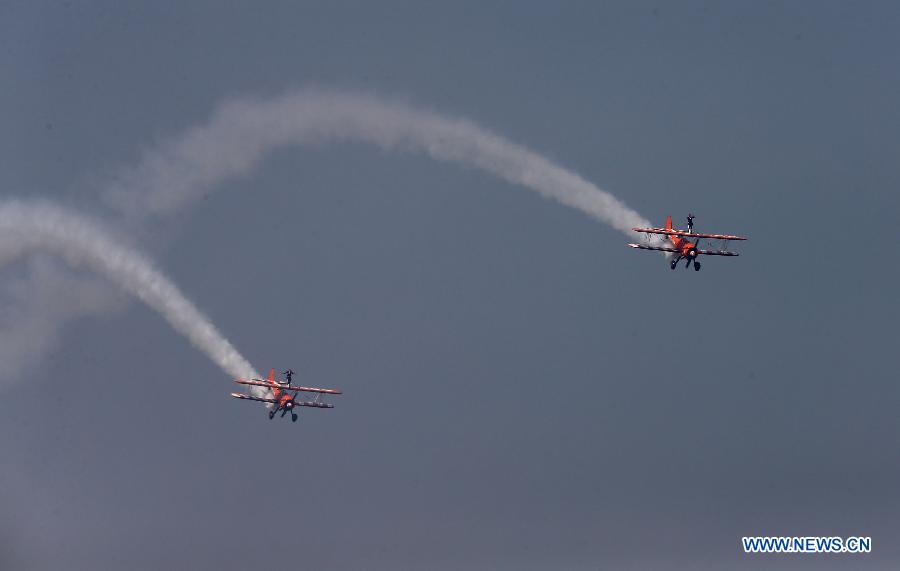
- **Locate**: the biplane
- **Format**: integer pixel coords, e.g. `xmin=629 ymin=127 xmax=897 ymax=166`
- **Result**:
xmin=628 ymin=215 xmax=747 ymax=271
xmin=231 ymin=368 xmax=342 ymax=422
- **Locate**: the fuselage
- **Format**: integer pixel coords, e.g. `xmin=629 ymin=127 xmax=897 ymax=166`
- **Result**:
xmin=270 ymin=385 xmax=295 ymax=410
xmin=669 ymin=233 xmax=698 ymax=258
xmin=664 ymin=214 xmax=699 ymax=259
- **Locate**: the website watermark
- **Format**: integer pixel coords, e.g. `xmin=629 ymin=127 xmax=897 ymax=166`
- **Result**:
xmin=742 ymin=536 xmax=871 ymax=554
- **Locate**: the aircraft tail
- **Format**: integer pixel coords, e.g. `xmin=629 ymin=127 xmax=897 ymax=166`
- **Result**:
xmin=267 ymin=368 xmax=276 ymax=383
xmin=663 ymin=215 xmax=679 ymax=249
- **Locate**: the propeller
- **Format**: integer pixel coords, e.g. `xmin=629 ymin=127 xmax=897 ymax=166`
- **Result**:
xmin=691 ymin=236 xmax=703 ymax=257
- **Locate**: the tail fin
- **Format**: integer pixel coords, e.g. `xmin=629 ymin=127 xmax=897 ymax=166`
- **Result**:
xmin=268 ymin=368 xmax=276 ymax=383
xmin=665 ymin=215 xmax=673 ymax=231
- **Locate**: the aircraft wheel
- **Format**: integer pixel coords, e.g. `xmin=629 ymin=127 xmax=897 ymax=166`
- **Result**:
xmin=291 ymin=414 xmax=298 ymax=422
xmin=268 ymin=411 xmax=276 ymax=419
xmin=694 ymin=261 xmax=701 ymax=271
xmin=670 ymin=260 xmax=677 ymax=270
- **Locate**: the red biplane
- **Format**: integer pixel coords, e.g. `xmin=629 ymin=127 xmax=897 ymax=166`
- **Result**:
xmin=231 ymin=368 xmax=342 ymax=422
xmin=628 ymin=214 xmax=747 ymax=271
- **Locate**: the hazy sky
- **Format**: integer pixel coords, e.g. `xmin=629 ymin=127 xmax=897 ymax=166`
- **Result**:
xmin=2 ymin=1 xmax=899 ymax=569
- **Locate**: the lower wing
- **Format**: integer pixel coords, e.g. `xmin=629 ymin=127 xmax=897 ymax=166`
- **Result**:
xmin=293 ymin=401 xmax=335 ymax=409
xmin=230 ymin=393 xmax=278 ymax=405
xmin=627 ymin=244 xmax=679 ymax=253
xmin=628 ymin=244 xmax=739 ymax=257
xmin=696 ymin=249 xmax=739 ymax=257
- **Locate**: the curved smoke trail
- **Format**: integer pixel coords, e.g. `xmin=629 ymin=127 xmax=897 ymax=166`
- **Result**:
xmin=4 ymin=87 xmax=656 ymax=383
xmin=0 ymin=200 xmax=258 ymax=383
xmin=106 ymin=87 xmax=652 ymax=233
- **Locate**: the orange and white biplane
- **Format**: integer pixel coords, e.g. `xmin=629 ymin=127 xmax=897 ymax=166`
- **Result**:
xmin=628 ymin=215 xmax=747 ymax=271
xmin=231 ymin=368 xmax=342 ymax=422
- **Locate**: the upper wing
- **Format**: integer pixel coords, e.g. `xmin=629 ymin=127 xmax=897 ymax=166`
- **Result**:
xmin=290 ymin=386 xmax=342 ymax=395
xmin=236 ymin=379 xmax=282 ymax=388
xmin=627 ymin=243 xmax=680 ymax=253
xmin=230 ymin=392 xmax=278 ymax=404
xmin=236 ymin=379 xmax=343 ymax=395
xmin=632 ymin=227 xmax=748 ymax=241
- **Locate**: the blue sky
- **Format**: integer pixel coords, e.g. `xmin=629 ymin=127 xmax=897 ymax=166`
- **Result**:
xmin=1 ymin=2 xmax=898 ymax=569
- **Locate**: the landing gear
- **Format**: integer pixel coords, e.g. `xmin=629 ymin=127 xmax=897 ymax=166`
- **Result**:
xmin=693 ymin=261 xmax=701 ymax=271
xmin=670 ymin=259 xmax=678 ymax=270
xmin=291 ymin=413 xmax=298 ymax=422
xmin=268 ymin=410 xmax=276 ymax=419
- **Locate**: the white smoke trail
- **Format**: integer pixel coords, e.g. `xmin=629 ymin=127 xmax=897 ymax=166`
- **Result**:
xmin=105 ymin=87 xmax=653 ymax=233
xmin=3 ymin=88 xmax=657 ymax=383
xmin=0 ymin=260 xmax=125 ymax=376
xmin=0 ymin=200 xmax=258 ymax=383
